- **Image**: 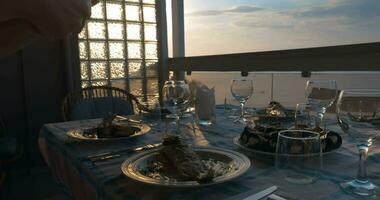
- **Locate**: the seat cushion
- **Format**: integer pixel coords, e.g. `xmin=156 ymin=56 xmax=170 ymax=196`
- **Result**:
xmin=0 ymin=137 xmax=18 ymax=160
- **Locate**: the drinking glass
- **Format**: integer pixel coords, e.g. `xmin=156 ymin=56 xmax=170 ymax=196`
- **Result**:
xmin=162 ymin=80 xmax=190 ymax=134
xmin=294 ymin=103 xmax=313 ymax=129
xmin=230 ymin=78 xmax=254 ymax=124
xmin=276 ymin=130 xmax=322 ymax=185
xmin=305 ymin=80 xmax=337 ymax=128
xmin=337 ymin=89 xmax=380 ymax=196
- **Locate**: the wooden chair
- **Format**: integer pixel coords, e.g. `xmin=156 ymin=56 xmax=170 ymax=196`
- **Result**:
xmin=62 ymin=86 xmax=147 ymax=121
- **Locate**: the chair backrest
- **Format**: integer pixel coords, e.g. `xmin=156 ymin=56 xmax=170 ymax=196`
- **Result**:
xmin=62 ymin=86 xmax=144 ymax=121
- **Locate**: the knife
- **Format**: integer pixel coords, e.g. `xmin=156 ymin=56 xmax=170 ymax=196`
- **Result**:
xmin=242 ymin=186 xmax=278 ymax=200
xmin=85 ymin=143 xmax=162 ymax=162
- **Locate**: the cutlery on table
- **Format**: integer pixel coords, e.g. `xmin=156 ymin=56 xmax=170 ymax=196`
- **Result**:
xmin=267 ymin=194 xmax=287 ymax=200
xmin=85 ymin=143 xmax=161 ymax=163
xmin=241 ymin=186 xmax=278 ymax=200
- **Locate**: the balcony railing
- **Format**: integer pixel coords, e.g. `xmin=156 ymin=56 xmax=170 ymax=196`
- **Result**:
xmin=168 ymin=42 xmax=380 ymax=77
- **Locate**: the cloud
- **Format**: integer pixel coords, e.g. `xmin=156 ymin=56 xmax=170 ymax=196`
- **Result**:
xmin=231 ymin=0 xmax=380 ymax=30
xmin=187 ymin=5 xmax=264 ymax=17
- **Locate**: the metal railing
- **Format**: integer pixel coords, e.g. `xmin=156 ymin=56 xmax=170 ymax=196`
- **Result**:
xmin=168 ymin=42 xmax=380 ymax=77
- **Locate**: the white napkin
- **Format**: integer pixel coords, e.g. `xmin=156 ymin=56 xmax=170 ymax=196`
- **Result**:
xmin=195 ymin=85 xmax=216 ymax=121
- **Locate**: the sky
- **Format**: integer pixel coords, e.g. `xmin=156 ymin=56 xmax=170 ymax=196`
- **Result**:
xmin=167 ymin=0 xmax=380 ymax=56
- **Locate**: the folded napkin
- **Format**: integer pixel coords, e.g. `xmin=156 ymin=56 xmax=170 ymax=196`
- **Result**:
xmin=195 ymin=85 xmax=216 ymax=122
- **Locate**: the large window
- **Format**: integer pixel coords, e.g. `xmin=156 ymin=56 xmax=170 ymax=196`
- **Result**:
xmin=78 ymin=0 xmax=160 ymax=104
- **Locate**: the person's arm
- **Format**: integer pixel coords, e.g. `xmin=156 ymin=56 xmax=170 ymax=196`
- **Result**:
xmin=0 ymin=18 xmax=40 ymax=57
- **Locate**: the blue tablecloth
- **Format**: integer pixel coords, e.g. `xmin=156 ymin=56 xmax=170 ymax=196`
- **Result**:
xmin=39 ymin=108 xmax=380 ymax=200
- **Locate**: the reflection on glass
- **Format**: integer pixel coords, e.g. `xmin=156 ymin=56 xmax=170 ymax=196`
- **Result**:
xmin=90 ymin=2 xmax=104 ymax=19
xmin=110 ymin=62 xmax=125 ymax=78
xmin=125 ymin=5 xmax=140 ymax=21
xmin=80 ymin=62 xmax=89 ymax=80
xmin=108 ymin=22 xmax=124 ymax=39
xmin=128 ymin=42 xmax=142 ymax=58
xmin=109 ymin=42 xmax=125 ymax=59
xmin=130 ymin=79 xmax=143 ymax=96
xmin=79 ymin=41 xmax=87 ymax=59
xmin=144 ymin=24 xmax=157 ymax=41
xmin=145 ymin=62 xmax=158 ymax=77
xmin=127 ymin=24 xmax=141 ymax=40
xmin=145 ymin=43 xmax=158 ymax=59
xmin=111 ymin=80 xmax=126 ymax=90
xmin=106 ymin=3 xmax=123 ymax=20
xmin=89 ymin=42 xmax=106 ymax=59
xmin=147 ymin=79 xmax=159 ymax=95
xmin=128 ymin=61 xmax=143 ymax=77
xmin=90 ymin=62 xmax=107 ymax=80
xmin=143 ymin=6 xmax=156 ymax=22
xmin=88 ymin=22 xmax=106 ymax=39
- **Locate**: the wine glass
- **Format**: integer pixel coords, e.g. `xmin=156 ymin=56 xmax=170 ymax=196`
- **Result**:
xmin=305 ymin=80 xmax=337 ymax=128
xmin=162 ymin=80 xmax=190 ymax=134
xmin=230 ymin=78 xmax=253 ymax=124
xmin=337 ymin=89 xmax=380 ymax=196
xmin=276 ymin=129 xmax=322 ymax=185
xmin=294 ymin=103 xmax=312 ymax=129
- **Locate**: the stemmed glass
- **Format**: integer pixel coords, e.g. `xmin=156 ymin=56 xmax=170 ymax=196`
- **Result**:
xmin=305 ymin=80 xmax=337 ymax=128
xmin=337 ymin=89 xmax=380 ymax=196
xmin=162 ymin=80 xmax=190 ymax=134
xmin=230 ymin=78 xmax=253 ymax=124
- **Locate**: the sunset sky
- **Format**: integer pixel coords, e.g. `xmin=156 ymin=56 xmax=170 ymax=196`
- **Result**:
xmin=168 ymin=0 xmax=380 ymax=56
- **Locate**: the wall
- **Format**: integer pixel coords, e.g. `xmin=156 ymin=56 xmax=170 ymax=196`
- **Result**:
xmin=0 ymin=39 xmax=68 ymax=167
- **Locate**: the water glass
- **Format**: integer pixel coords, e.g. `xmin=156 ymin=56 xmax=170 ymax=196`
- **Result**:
xmin=276 ymin=130 xmax=322 ymax=185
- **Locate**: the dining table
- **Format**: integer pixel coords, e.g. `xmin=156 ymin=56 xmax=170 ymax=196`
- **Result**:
xmin=38 ymin=106 xmax=380 ymax=200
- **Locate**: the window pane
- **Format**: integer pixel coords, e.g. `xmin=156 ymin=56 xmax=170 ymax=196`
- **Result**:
xmin=127 ymin=0 xmax=140 ymax=2
xmin=144 ymin=24 xmax=157 ymax=41
xmin=78 ymin=27 xmax=87 ymax=39
xmin=106 ymin=2 xmax=123 ymax=20
xmin=87 ymin=22 xmax=106 ymax=39
xmin=110 ymin=61 xmax=126 ymax=78
xmin=80 ymin=61 xmax=89 ymax=80
xmin=145 ymin=61 xmax=158 ymax=77
xmin=82 ymin=81 xmax=90 ymax=88
xmin=145 ymin=43 xmax=158 ymax=59
xmin=79 ymin=41 xmax=88 ymax=59
xmin=108 ymin=22 xmax=124 ymax=39
xmin=128 ymin=61 xmax=143 ymax=77
xmin=125 ymin=5 xmax=141 ymax=21
xmin=147 ymin=78 xmax=159 ymax=95
xmin=90 ymin=2 xmax=104 ymax=19
xmin=143 ymin=6 xmax=156 ymax=22
xmin=90 ymin=62 xmax=107 ymax=80
xmin=129 ymin=79 xmax=143 ymax=96
xmin=127 ymin=23 xmax=141 ymax=40
xmin=109 ymin=42 xmax=125 ymax=59
xmin=128 ymin=42 xmax=142 ymax=58
xmin=92 ymin=80 xmax=108 ymax=86
xmin=89 ymin=41 xmax=106 ymax=59
xmin=111 ymin=80 xmax=126 ymax=90
xmin=143 ymin=0 xmax=155 ymax=4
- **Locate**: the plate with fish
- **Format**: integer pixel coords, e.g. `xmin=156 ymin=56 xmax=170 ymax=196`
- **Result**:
xmin=67 ymin=115 xmax=151 ymax=141
xmin=121 ymin=136 xmax=251 ymax=187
